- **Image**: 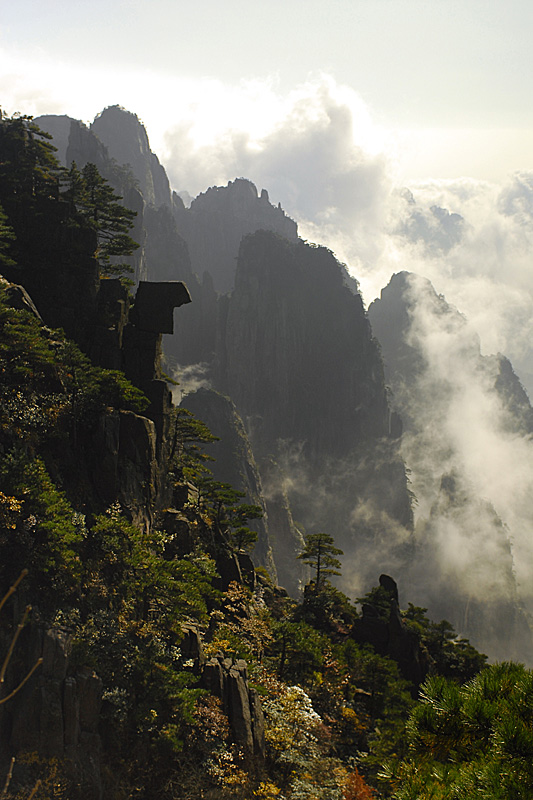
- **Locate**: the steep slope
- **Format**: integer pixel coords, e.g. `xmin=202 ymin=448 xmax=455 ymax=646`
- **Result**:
xmin=368 ymin=271 xmax=533 ymax=661
xmin=179 ymin=388 xmax=275 ymax=572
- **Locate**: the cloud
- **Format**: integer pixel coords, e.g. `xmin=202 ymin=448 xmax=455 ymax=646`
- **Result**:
xmin=171 ymin=362 xmax=211 ymax=404
xmin=163 ymin=75 xmax=392 ymax=219
xmin=386 ymin=176 xmax=533 ymax=396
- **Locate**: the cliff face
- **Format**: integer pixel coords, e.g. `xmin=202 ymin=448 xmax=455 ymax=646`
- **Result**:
xmin=219 ymin=232 xmax=390 ymax=460
xmin=212 ymin=232 xmax=412 ymax=595
xmin=179 ymin=388 xmax=276 ymax=576
xmin=368 ymin=271 xmax=533 ymax=661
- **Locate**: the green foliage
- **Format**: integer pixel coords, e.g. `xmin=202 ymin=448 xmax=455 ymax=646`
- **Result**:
xmin=0 ymin=113 xmax=138 ymax=286
xmin=357 ymin=585 xmax=394 ymax=622
xmin=0 ymin=202 xmax=15 ymax=266
xmin=388 ymin=662 xmax=533 ymax=800
xmin=403 ymin=603 xmax=487 ymax=681
xmin=0 ymin=112 xmax=60 ymax=205
xmin=297 ymin=579 xmax=356 ymax=635
xmin=0 ymin=290 xmax=148 ymax=446
xmin=169 ymin=406 xmax=219 ymax=475
xmin=0 ymin=450 xmax=82 ymax=607
xmin=80 ymin=504 xmax=219 ymax=625
xmin=269 ymin=619 xmax=327 ymax=683
xmin=0 ymin=112 xmax=65 ymax=273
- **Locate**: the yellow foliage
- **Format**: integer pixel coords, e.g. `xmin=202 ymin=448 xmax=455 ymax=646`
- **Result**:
xmin=203 ymin=638 xmax=234 ymax=658
xmin=0 ymin=491 xmax=22 ymax=528
xmin=253 ymin=780 xmax=283 ymax=797
xmin=341 ymin=706 xmax=366 ymax=733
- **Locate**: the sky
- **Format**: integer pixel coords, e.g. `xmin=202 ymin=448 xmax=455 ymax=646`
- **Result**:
xmin=2 ymin=0 xmax=533 ymax=181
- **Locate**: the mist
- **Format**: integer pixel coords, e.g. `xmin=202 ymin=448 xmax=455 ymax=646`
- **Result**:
xmin=368 ymin=272 xmax=533 ymax=660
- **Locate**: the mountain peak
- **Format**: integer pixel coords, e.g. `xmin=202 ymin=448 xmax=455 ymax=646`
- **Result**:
xmin=91 ymin=106 xmax=171 ymax=208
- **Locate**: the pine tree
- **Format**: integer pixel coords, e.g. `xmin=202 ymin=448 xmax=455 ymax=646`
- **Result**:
xmin=298 ymin=532 xmax=343 ymax=588
xmin=63 ymin=161 xmax=138 ymax=278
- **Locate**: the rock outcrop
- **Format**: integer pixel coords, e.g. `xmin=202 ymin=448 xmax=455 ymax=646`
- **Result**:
xmin=201 ymin=656 xmax=265 ymax=759
xmin=0 ymin=625 xmax=103 ymax=800
xmin=351 ymin=575 xmax=429 ymax=690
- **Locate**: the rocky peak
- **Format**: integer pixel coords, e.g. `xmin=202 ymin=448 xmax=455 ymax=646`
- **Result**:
xmin=91 ymin=105 xmax=171 ymax=208
xmin=181 ymin=178 xmax=298 ymax=293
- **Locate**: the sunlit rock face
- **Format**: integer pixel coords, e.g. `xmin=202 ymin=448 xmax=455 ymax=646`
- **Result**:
xmin=368 ymin=271 xmax=533 ymax=663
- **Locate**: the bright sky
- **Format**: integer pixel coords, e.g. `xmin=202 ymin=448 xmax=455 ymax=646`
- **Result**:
xmin=1 ymin=0 xmax=533 ymax=183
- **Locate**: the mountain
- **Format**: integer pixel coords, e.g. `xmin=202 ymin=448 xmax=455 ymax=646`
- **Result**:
xmin=180 ymin=178 xmax=298 ymax=293
xmin=212 ymin=231 xmax=413 ymax=595
xmin=46 ymin=105 xmax=414 ymax=595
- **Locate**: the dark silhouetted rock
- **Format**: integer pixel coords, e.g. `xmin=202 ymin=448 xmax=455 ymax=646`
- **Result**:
xmin=352 ymin=575 xmax=428 ymax=690
xmin=131 ymin=280 xmax=191 ymax=334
